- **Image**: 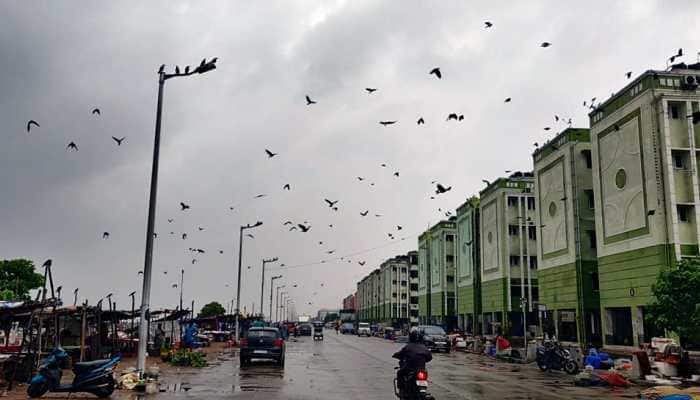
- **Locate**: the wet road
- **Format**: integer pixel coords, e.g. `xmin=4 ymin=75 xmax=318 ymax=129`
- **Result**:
xmin=139 ymin=330 xmax=636 ymax=400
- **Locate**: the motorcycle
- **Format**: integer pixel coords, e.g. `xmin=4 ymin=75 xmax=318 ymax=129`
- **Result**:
xmin=536 ymin=340 xmax=578 ymax=375
xmin=27 ymin=347 xmax=121 ymax=398
xmin=393 ymin=360 xmax=434 ymax=400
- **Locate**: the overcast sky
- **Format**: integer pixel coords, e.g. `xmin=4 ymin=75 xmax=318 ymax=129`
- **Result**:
xmin=1 ymin=1 xmax=698 ymax=316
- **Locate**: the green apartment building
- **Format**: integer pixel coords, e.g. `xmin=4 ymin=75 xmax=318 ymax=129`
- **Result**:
xmin=533 ymin=128 xmax=602 ymax=346
xmin=480 ymin=173 xmax=538 ymax=337
xmin=456 ymin=197 xmax=481 ymax=334
xmin=589 ymin=65 xmax=700 ymax=349
xmin=417 ymin=220 xmax=457 ymax=328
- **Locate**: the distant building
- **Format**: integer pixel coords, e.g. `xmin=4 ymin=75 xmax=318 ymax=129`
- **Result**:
xmin=533 ymin=127 xmax=601 ymax=346
xmin=456 ymin=196 xmax=481 ymax=334
xmin=418 ymin=220 xmax=457 ymax=329
xmin=479 ymin=172 xmax=538 ymax=337
xmin=589 ymin=64 xmax=700 ymax=349
xmin=342 ymin=292 xmax=357 ymax=311
xmin=316 ymin=308 xmax=338 ymax=321
xmin=407 ymin=251 xmax=420 ymax=325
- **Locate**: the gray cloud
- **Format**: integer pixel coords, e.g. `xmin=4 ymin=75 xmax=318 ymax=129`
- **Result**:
xmin=1 ymin=1 xmax=697 ymax=316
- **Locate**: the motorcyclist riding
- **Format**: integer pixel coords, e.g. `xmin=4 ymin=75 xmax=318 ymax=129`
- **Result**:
xmin=392 ymin=328 xmax=432 ymax=391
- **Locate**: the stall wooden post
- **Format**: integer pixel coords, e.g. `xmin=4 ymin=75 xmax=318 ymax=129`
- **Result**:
xmin=80 ymin=305 xmax=87 ymax=362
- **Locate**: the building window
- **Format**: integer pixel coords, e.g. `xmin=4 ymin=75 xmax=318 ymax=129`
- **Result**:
xmin=582 ymin=150 xmax=592 ymax=169
xmin=507 ymin=197 xmax=518 ymax=207
xmin=527 ymin=197 xmax=536 ymax=210
xmin=446 ymin=255 xmax=454 ymax=262
xmin=401 ymin=267 xmax=407 ymax=273
xmin=678 ymin=206 xmax=690 ymax=222
xmin=446 ymin=276 xmax=454 ymax=283
xmin=528 ymin=225 xmax=536 ymax=240
xmin=392 ymin=280 xmax=397 ymax=285
xmin=392 ymin=293 xmax=397 ymax=298
xmin=401 ymin=281 xmax=407 ymax=287
xmin=530 ymin=256 xmax=538 ymax=269
xmin=508 ymin=225 xmax=519 ymax=236
xmin=673 ymin=153 xmax=685 ymax=170
xmin=588 ymin=230 xmax=597 ymax=249
xmin=392 ymin=266 xmax=397 ymax=272
xmin=509 ymin=255 xmax=519 ymax=266
xmin=445 ymin=234 xmax=454 ymax=242
xmin=585 ymin=189 xmax=595 ymax=209
xmin=670 ymin=105 xmax=680 ymax=119
xmin=401 ymin=293 xmax=407 ymax=299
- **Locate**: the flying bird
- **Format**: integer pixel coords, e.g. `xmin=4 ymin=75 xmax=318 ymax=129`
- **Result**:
xmin=379 ymin=120 xmax=397 ymax=126
xmin=393 ymin=172 xmax=399 ymax=177
xmin=540 ymin=42 xmax=552 ymax=48
xmin=326 ymin=250 xmax=335 ymax=254
xmin=175 ymin=66 xmax=180 ymax=74
xmin=625 ymin=71 xmax=632 ymax=79
xmin=198 ymin=227 xmax=204 ymax=231
xmin=397 ymin=225 xmax=403 ymax=230
xmin=319 ymin=241 xmax=323 ymax=245
xmin=66 ymin=142 xmax=78 ymax=151
xmin=182 ymin=233 xmax=187 ymax=240
xmin=26 ymin=120 xmax=40 ymax=132
xmin=365 ymin=88 xmax=378 ymax=94
xmin=92 ymin=108 xmax=100 ymax=115
xmin=289 ymin=226 xmax=298 ymax=231
xmin=544 ymin=127 xmax=551 ymax=131
xmin=324 ymin=199 xmax=338 ymax=207
xmin=265 ymin=149 xmax=278 ymax=158
xmin=429 ymin=67 xmax=442 ymax=79
xmin=482 ymin=179 xmax=491 ymax=186
xmin=305 ymin=95 xmax=316 ymax=105
xmin=435 ymin=183 xmax=452 ymax=194
xmin=246 ymin=234 xmax=255 ymax=239
xmin=669 ymin=48 xmax=683 ymax=63
xmin=297 ymin=224 xmax=311 ymax=232
xmin=218 ymin=250 xmax=223 ymax=254
xmin=168 ymin=219 xmax=174 ymax=223
xmin=111 ymin=136 xmax=125 ymax=146
xmin=102 ymin=232 xmax=109 ymax=239
xmin=375 ymin=214 xmax=382 ymax=217
xmin=358 ymin=261 xmax=366 ymax=266
xmin=180 ymin=202 xmax=190 ymax=211
xmin=172 ymin=283 xmax=178 ymax=288
xmin=283 ymin=221 xmax=293 ymax=225
xmin=254 ymin=194 xmax=266 ymax=198
xmin=484 ymin=21 xmax=493 ymax=28
xmin=138 ymin=271 xmax=143 ymax=275
xmin=381 ymin=163 xmax=387 ymax=167
xmin=357 ymin=177 xmax=364 ymax=181
xmin=360 ymin=210 xmax=369 ymax=216
xmin=417 ymin=117 xmax=424 ymax=125
xmin=504 ymin=97 xmax=512 ymax=103
xmin=185 ymin=66 xmax=190 ymax=74
xmin=447 ymin=113 xmax=459 ymax=121
xmin=283 ymin=184 xmax=291 ymax=190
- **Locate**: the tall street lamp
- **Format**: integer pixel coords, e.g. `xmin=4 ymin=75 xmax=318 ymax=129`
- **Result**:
xmin=269 ymin=275 xmax=282 ymax=323
xmin=286 ymin=299 xmax=293 ymax=321
xmin=275 ymin=286 xmax=285 ymax=322
xmin=137 ymin=58 xmax=217 ymax=374
xmin=279 ymin=292 xmax=288 ymax=322
xmin=260 ymin=257 xmax=278 ymax=320
xmin=235 ymin=221 xmax=263 ymax=343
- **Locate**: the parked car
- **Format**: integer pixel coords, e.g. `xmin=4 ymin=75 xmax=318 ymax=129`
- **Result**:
xmin=357 ymin=322 xmax=371 ymax=337
xmin=240 ymin=327 xmax=286 ymax=367
xmin=417 ymin=325 xmax=450 ymax=353
xmin=340 ymin=322 xmax=355 ymax=334
xmin=297 ymin=323 xmax=312 ymax=336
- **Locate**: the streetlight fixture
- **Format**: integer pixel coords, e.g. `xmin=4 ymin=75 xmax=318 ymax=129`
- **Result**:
xmin=137 ymin=58 xmax=218 ymax=374
xmin=286 ymin=298 xmax=293 ymax=321
xmin=260 ymin=257 xmax=279 ymax=320
xmin=269 ymin=275 xmax=282 ymax=323
xmin=275 ymin=286 xmax=285 ymax=322
xmin=279 ymin=291 xmax=288 ymax=322
xmin=235 ymin=221 xmax=263 ymax=343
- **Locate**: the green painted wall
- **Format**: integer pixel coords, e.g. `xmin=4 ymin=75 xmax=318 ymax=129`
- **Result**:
xmin=539 ymin=263 xmax=579 ymax=310
xmin=457 ymin=285 xmax=474 ymax=315
xmin=418 ymin=294 xmax=429 ymax=320
xmin=430 ymin=292 xmax=444 ymax=318
xmin=481 ymin=278 xmax=506 ymax=313
xmin=598 ymin=244 xmax=673 ymax=308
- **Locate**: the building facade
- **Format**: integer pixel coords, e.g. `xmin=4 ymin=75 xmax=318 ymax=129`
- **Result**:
xmin=342 ymin=292 xmax=357 ymax=311
xmin=589 ymin=65 xmax=700 ymax=348
xmin=456 ymin=196 xmax=481 ymax=334
xmin=480 ymin=172 xmax=538 ymax=337
xmin=533 ymin=128 xmax=602 ymax=346
xmin=408 ymin=251 xmax=420 ymax=325
xmin=417 ymin=220 xmax=457 ymax=328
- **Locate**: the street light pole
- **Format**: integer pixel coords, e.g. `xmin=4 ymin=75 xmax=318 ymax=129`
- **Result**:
xmin=275 ymin=286 xmax=285 ymax=322
xmin=235 ymin=221 xmax=263 ymax=344
xmin=280 ymin=292 xmax=287 ymax=322
xmin=137 ymin=59 xmax=217 ymax=374
xmin=260 ymin=257 xmax=278 ymax=320
xmin=269 ymin=275 xmax=282 ymax=323
xmin=179 ymin=269 xmax=184 ymax=311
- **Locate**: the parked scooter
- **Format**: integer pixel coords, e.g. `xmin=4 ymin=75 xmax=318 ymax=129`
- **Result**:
xmin=536 ymin=340 xmax=578 ymax=375
xmin=393 ymin=360 xmax=434 ymax=400
xmin=27 ymin=347 xmax=121 ymax=398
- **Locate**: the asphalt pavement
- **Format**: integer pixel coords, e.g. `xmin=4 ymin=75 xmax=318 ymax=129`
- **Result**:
xmin=115 ymin=329 xmax=637 ymax=400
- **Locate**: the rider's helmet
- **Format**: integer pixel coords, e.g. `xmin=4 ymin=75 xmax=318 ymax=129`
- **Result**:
xmin=409 ymin=327 xmax=421 ymax=343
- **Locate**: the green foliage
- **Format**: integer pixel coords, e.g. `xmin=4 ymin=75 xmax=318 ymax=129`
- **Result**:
xmin=647 ymin=259 xmax=700 ymax=345
xmin=324 ymin=313 xmax=339 ymax=323
xmin=169 ymin=349 xmax=207 ymax=368
xmin=198 ymin=301 xmax=226 ymax=318
xmin=0 ymin=259 xmax=45 ymax=301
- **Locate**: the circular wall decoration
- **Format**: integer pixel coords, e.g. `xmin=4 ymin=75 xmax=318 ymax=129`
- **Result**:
xmin=615 ymin=169 xmax=627 ymax=189
xmin=487 ymin=231 xmax=493 ymax=244
xmin=629 ymin=287 xmax=636 ymax=297
xmin=548 ymin=202 xmax=557 ymax=218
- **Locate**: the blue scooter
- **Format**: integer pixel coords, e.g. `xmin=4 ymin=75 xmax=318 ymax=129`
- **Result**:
xmin=28 ymin=347 xmax=121 ymax=398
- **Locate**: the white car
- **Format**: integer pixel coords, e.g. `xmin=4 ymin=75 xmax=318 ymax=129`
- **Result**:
xmin=357 ymin=322 xmax=371 ymax=337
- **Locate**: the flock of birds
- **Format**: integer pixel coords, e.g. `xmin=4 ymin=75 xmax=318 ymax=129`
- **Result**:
xmin=19 ymin=17 xmax=695 ymax=311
